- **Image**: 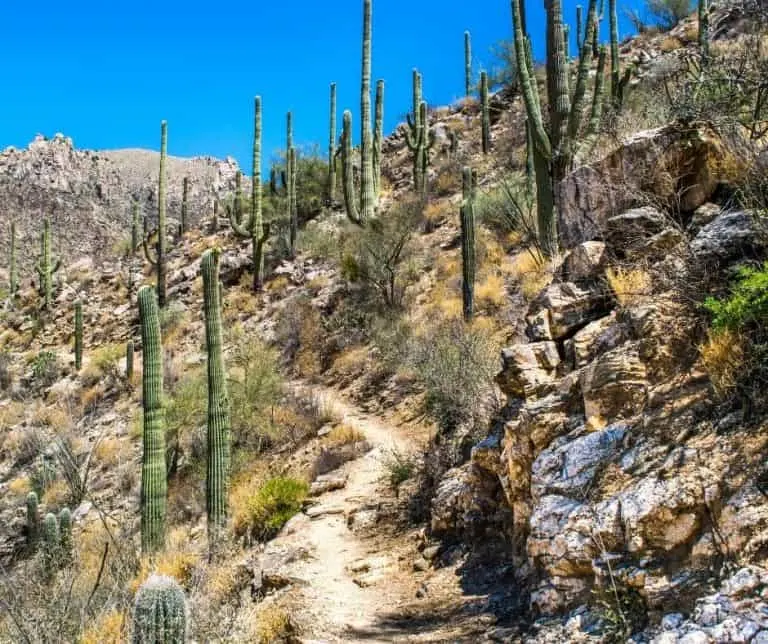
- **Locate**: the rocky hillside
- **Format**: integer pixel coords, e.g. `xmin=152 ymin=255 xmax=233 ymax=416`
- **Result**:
xmin=0 ymin=133 xmax=241 ymax=275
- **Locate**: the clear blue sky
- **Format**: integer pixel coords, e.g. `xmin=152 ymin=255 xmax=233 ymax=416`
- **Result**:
xmin=0 ymin=0 xmax=642 ymax=176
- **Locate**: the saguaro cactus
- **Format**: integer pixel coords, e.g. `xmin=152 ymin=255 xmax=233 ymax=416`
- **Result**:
xmin=131 ymin=201 xmax=140 ymax=255
xmin=138 ymin=285 xmax=166 ymax=554
xmin=510 ymin=0 xmax=605 ymax=256
xmin=460 ymin=168 xmax=476 ymax=322
xmin=9 ymin=221 xmax=18 ymax=299
xmin=464 ymin=31 xmax=472 ymax=97
xmin=180 ymin=176 xmax=189 ymax=236
xmin=74 ymin=300 xmax=83 ymax=370
xmin=126 ymin=339 xmax=134 ymax=380
xmin=341 ymin=0 xmax=383 ymax=226
xmin=201 ymin=249 xmax=230 ymax=547
xmin=576 ymin=6 xmax=584 ymax=50
xmin=480 ymin=71 xmax=491 ymax=154
xmin=143 ymin=121 xmax=168 ymax=308
xmin=328 ymin=83 xmax=337 ymax=204
xmin=26 ymin=491 xmax=40 ymax=549
xmin=405 ymin=70 xmax=435 ymax=197
xmin=36 ymin=218 xmax=61 ymax=310
xmin=230 ymin=97 xmax=272 ymax=291
xmin=41 ymin=512 xmax=60 ymax=577
xmin=132 ymin=575 xmax=187 ymax=644
xmin=373 ymin=80 xmax=384 ymax=200
xmin=58 ymin=507 xmax=73 ymax=564
xmin=699 ymin=0 xmax=709 ymax=61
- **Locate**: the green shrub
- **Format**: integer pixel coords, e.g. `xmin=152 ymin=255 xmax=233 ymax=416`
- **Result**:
xmin=382 ymin=448 xmax=420 ymax=493
xmin=246 ymin=476 xmax=308 ymax=541
xmin=31 ymin=351 xmax=59 ymax=387
xmin=645 ymin=0 xmax=691 ymax=29
xmin=475 ymin=173 xmax=537 ymax=247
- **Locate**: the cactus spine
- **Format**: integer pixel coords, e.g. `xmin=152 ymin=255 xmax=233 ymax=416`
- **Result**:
xmin=201 ymin=249 xmax=230 ymax=547
xmin=480 ymin=71 xmax=490 ymax=154
xmin=230 ymin=97 xmax=271 ymax=291
xmin=699 ymin=0 xmax=709 ymax=61
xmin=132 ymin=574 xmax=187 ymax=644
xmin=460 ymin=168 xmax=476 ymax=322
xmin=36 ymin=218 xmax=61 ymax=310
xmin=143 ymin=121 xmax=168 ymax=307
xmin=328 ymin=83 xmax=337 ymax=204
xmin=26 ymin=491 xmax=39 ymax=549
xmin=138 ymin=285 xmax=166 ymax=554
xmin=58 ymin=507 xmax=72 ymax=565
xmin=180 ymin=176 xmax=189 ymax=235
xmin=74 ymin=300 xmax=83 ymax=371
xmin=341 ymin=0 xmax=380 ymax=226
xmin=9 ymin=221 xmax=17 ymax=300
xmin=464 ymin=31 xmax=472 ymax=97
xmin=41 ymin=512 xmax=60 ymax=577
xmin=405 ymin=70 xmax=435 ymax=197
xmin=126 ymin=339 xmax=134 ymax=380
xmin=510 ymin=0 xmax=604 ymax=256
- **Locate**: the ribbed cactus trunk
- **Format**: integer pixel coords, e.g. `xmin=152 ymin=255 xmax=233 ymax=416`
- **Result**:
xmin=460 ymin=168 xmax=476 ymax=323
xmin=341 ymin=0 xmax=378 ymax=226
xmin=609 ymin=0 xmax=620 ymax=106
xmin=36 ymin=218 xmax=61 ymax=311
xmin=180 ymin=176 xmax=189 ymax=235
xmin=58 ymin=507 xmax=72 ymax=565
xmin=26 ymin=491 xmax=39 ymax=550
xmin=74 ymin=300 xmax=83 ymax=371
xmin=480 ymin=71 xmax=490 ymax=154
xmin=405 ymin=70 xmax=434 ymax=198
xmin=328 ymin=83 xmax=337 ymax=204
xmin=202 ymin=249 xmax=230 ymax=549
xmin=138 ymin=285 xmax=166 ymax=555
xmin=42 ymin=513 xmax=60 ymax=578
xmin=576 ymin=5 xmax=583 ymax=50
xmin=126 ymin=339 xmax=134 ymax=380
xmin=9 ymin=221 xmax=17 ymax=300
xmin=698 ymin=0 xmax=709 ymax=61
xmin=157 ymin=122 xmax=168 ymax=307
xmin=373 ymin=80 xmax=384 ymax=200
xmin=464 ymin=31 xmax=472 ymax=97
xmin=131 ymin=201 xmax=140 ymax=255
xmin=132 ymin=575 xmax=187 ymax=644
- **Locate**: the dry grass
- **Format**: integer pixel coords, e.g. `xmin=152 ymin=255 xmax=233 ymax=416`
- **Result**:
xmin=434 ymin=167 xmax=461 ymax=196
xmin=659 ymin=36 xmax=684 ymax=52
xmin=30 ymin=403 xmax=71 ymax=432
xmin=422 ymin=200 xmax=452 ymax=229
xmin=130 ymin=527 xmax=200 ymax=593
xmin=699 ymin=328 xmax=746 ymax=398
xmin=41 ymin=479 xmax=70 ymax=508
xmin=267 ymin=276 xmax=291 ymax=292
xmin=80 ymin=342 xmax=124 ymax=387
xmin=508 ymin=247 xmax=554 ymax=300
xmin=475 ymin=273 xmax=507 ymax=310
xmin=81 ymin=384 xmax=105 ymax=413
xmin=324 ymin=424 xmax=366 ymax=447
xmin=80 ymin=609 xmax=127 ymax=644
xmin=246 ymin=603 xmax=295 ymax=644
xmin=606 ymin=266 xmax=652 ymax=306
xmin=230 ymin=463 xmax=269 ymax=538
xmin=331 ymin=345 xmax=369 ymax=377
xmin=94 ymin=437 xmax=129 ymax=468
xmin=7 ymin=475 xmax=31 ymax=499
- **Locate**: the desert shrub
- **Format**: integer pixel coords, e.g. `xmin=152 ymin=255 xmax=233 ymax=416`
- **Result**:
xmin=274 ymin=295 xmax=335 ymax=375
xmin=299 ymin=223 xmax=340 ymax=260
xmin=475 ymin=173 xmax=536 ymax=248
xmin=240 ymin=476 xmax=308 ymax=542
xmin=645 ymin=0 xmax=691 ymax=29
xmin=703 ymin=261 xmax=768 ymax=411
xmin=81 ymin=342 xmax=123 ymax=387
xmin=382 ymin=448 xmax=421 ymax=492
xmin=606 ymin=267 xmax=653 ymax=306
xmin=31 ymin=350 xmax=59 ymax=388
xmin=0 ymin=350 xmax=12 ymax=390
xmin=164 ymin=369 xmax=206 ymax=475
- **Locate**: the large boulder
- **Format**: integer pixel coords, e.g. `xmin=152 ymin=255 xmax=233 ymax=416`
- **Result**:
xmin=497 ymin=342 xmax=561 ymax=400
xmin=564 ymin=312 xmax=628 ymax=369
xmin=604 ymin=206 xmax=669 ymax=251
xmin=690 ymin=210 xmax=767 ymax=265
xmin=558 ymin=122 xmax=728 ymax=248
xmin=561 ymin=241 xmax=607 ymax=282
xmin=527 ymin=282 xmax=611 ymax=341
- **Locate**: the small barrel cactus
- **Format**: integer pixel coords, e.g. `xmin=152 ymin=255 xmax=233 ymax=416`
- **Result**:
xmin=132 ymin=574 xmax=187 ymax=644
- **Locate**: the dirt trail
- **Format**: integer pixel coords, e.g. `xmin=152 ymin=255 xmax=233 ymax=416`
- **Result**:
xmin=277 ymin=383 xmax=422 ymax=642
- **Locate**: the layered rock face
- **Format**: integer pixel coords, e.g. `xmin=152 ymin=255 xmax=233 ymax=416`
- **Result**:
xmin=0 ymin=134 xmax=241 ymax=275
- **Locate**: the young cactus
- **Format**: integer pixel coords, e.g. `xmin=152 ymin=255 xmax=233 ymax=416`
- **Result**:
xmin=143 ymin=121 xmax=168 ymax=307
xmin=58 ymin=507 xmax=73 ymax=565
xmin=460 ymin=168 xmax=476 ymax=322
xmin=201 ymin=249 xmax=231 ymax=548
xmin=74 ymin=300 xmax=83 ymax=370
xmin=132 ymin=574 xmax=187 ymax=644
xmin=138 ymin=285 xmax=167 ymax=554
xmin=229 ymin=97 xmax=272 ymax=291
xmin=9 ymin=220 xmax=18 ymax=300
xmin=26 ymin=491 xmax=40 ymax=550
xmin=126 ymin=339 xmax=134 ymax=380
xmin=328 ymin=82 xmax=337 ymax=204
xmin=405 ymin=70 xmax=435 ymax=197
xmin=131 ymin=201 xmax=140 ymax=255
xmin=180 ymin=176 xmax=189 ymax=236
xmin=41 ymin=512 xmax=60 ymax=578
xmin=464 ymin=31 xmax=472 ymax=97
xmin=480 ymin=71 xmax=490 ymax=154
xmin=341 ymin=0 xmax=383 ymax=226
xmin=36 ymin=218 xmax=62 ymax=310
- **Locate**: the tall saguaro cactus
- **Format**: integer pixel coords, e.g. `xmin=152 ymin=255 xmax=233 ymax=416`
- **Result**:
xmin=698 ymin=0 xmax=709 ymax=61
xmin=328 ymin=83 xmax=337 ymax=204
xmin=138 ymin=285 xmax=166 ymax=554
xmin=74 ymin=300 xmax=83 ymax=370
xmin=143 ymin=121 xmax=168 ymax=307
xmin=510 ymin=0 xmax=605 ymax=256
xmin=9 ymin=220 xmax=17 ymax=300
xmin=460 ymin=168 xmax=476 ymax=322
xmin=126 ymin=339 xmax=134 ymax=381
xmin=42 ymin=513 xmax=60 ymax=578
xmin=405 ymin=70 xmax=435 ymax=197
xmin=201 ymin=249 xmax=230 ymax=547
xmin=230 ymin=97 xmax=271 ymax=291
xmin=464 ymin=31 xmax=472 ymax=97
xmin=36 ymin=218 xmax=61 ymax=310
xmin=373 ymin=80 xmax=384 ymax=199
xmin=480 ymin=71 xmax=491 ymax=154
xmin=180 ymin=176 xmax=189 ymax=236
xmin=576 ymin=6 xmax=584 ymax=50
xmin=131 ymin=201 xmax=140 ymax=255
xmin=133 ymin=575 xmax=187 ymax=644
xmin=341 ymin=0 xmax=383 ymax=226
xmin=26 ymin=491 xmax=39 ymax=550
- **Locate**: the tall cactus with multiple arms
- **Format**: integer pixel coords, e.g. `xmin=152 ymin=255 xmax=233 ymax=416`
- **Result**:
xmin=405 ymin=70 xmax=435 ymax=197
xmin=464 ymin=31 xmax=472 ymax=97
xmin=480 ymin=71 xmax=490 ymax=154
xmin=230 ymin=97 xmax=271 ymax=291
xmin=180 ymin=176 xmax=189 ymax=236
xmin=26 ymin=491 xmax=39 ymax=550
xmin=9 ymin=221 xmax=18 ymax=300
xmin=138 ymin=285 xmax=166 ymax=554
xmin=132 ymin=574 xmax=187 ymax=644
xmin=460 ymin=168 xmax=476 ymax=322
xmin=510 ymin=0 xmax=604 ymax=256
xmin=341 ymin=0 xmax=382 ymax=226
xmin=126 ymin=339 xmax=134 ymax=380
xmin=143 ymin=121 xmax=168 ymax=307
xmin=201 ymin=249 xmax=230 ymax=548
xmin=328 ymin=83 xmax=337 ymax=204
xmin=74 ymin=300 xmax=83 ymax=371
xmin=36 ymin=218 xmax=61 ymax=310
